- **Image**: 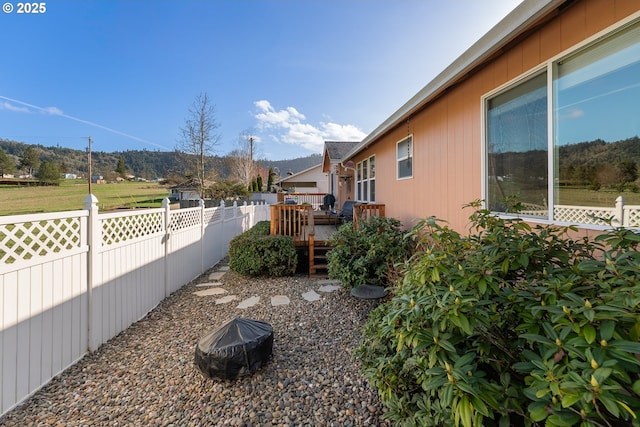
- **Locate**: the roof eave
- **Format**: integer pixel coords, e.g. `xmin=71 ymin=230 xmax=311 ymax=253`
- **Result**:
xmin=343 ymin=0 xmax=564 ymax=160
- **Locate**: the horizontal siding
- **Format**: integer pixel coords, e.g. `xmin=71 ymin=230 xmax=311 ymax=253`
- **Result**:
xmin=353 ymin=0 xmax=640 ymax=232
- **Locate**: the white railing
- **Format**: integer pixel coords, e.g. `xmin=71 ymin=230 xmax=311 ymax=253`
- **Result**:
xmin=0 ymin=197 xmax=269 ymax=417
xmin=519 ymin=197 xmax=640 ymax=228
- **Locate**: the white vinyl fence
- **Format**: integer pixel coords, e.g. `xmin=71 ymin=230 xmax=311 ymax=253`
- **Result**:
xmin=0 ymin=196 xmax=269 ymax=416
xmin=520 ymin=196 xmax=640 ymax=227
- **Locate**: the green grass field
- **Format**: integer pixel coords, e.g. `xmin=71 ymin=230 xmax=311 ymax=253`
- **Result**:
xmin=0 ymin=180 xmax=172 ymax=216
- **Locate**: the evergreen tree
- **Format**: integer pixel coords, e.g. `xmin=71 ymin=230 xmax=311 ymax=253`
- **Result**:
xmin=267 ymin=167 xmax=274 ymax=192
xmin=36 ymin=161 xmax=60 ymax=185
xmin=0 ymin=148 xmax=16 ymax=177
xmin=116 ymin=156 xmax=126 ymax=177
xmin=20 ymin=146 xmax=40 ymax=176
xmin=256 ymin=175 xmax=263 ymax=192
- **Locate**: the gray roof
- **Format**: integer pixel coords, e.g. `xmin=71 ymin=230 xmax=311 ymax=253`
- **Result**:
xmin=324 ymin=141 xmax=360 ymax=161
xmin=344 ymin=0 xmax=562 ymax=160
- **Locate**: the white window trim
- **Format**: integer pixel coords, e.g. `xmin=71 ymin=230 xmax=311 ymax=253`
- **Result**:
xmin=480 ymin=14 xmax=640 ymax=229
xmin=396 ymin=135 xmax=413 ymax=180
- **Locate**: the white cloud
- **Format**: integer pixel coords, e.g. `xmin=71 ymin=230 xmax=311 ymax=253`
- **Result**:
xmin=253 ymin=100 xmax=366 ymax=153
xmin=1 ymin=101 xmax=30 ymax=113
xmin=43 ymin=106 xmax=63 ymax=115
xmin=0 ymin=98 xmax=63 ymax=116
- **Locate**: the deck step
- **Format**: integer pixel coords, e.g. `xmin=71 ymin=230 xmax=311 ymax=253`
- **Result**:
xmin=309 ymin=244 xmax=332 ymax=277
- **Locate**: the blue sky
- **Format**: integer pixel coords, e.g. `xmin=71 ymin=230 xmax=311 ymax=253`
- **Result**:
xmin=1 ymin=0 xmax=521 ymax=160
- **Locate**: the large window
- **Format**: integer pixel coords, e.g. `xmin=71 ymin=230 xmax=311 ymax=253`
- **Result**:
xmin=397 ymin=135 xmax=413 ymax=179
xmin=356 ymin=156 xmax=376 ymax=202
xmin=485 ymin=20 xmax=640 ymax=224
xmin=487 ymin=72 xmax=548 ymax=216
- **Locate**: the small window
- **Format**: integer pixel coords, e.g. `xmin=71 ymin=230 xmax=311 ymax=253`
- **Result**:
xmin=397 ymin=136 xmax=413 ymax=179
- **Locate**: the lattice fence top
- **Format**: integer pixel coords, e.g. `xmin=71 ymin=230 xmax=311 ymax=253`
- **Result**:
xmin=1 ymin=216 xmax=83 ymax=264
xmin=623 ymin=206 xmax=640 ymax=227
xmin=102 ymin=211 xmax=164 ymax=246
xmin=205 ymin=207 xmax=222 ymax=224
xmin=554 ymin=206 xmax=613 ymax=226
xmin=169 ymin=208 xmax=201 ymax=232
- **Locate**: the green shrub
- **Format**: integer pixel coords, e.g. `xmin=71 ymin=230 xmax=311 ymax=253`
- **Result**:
xmin=228 ymin=220 xmax=297 ymax=276
xmin=356 ymin=201 xmax=640 ymax=427
xmin=326 ymin=216 xmax=412 ymax=289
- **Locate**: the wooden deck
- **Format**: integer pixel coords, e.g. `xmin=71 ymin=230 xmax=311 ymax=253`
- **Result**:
xmin=270 ymin=202 xmax=385 ymax=275
xmin=314 ymin=224 xmax=337 ymax=242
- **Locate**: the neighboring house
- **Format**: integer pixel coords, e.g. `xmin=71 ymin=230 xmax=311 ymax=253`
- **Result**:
xmin=275 ymin=163 xmax=329 ymax=194
xmin=321 ymin=141 xmax=359 ymax=208
xmin=91 ymin=175 xmax=106 ymax=184
xmin=63 ymin=173 xmax=77 ymax=179
xmin=169 ymin=179 xmax=201 ymax=202
xmin=341 ymin=0 xmax=640 ymax=234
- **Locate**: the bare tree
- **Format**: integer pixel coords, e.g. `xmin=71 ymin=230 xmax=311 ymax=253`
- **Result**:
xmin=228 ymin=129 xmax=259 ymax=189
xmin=177 ymin=92 xmax=221 ymax=198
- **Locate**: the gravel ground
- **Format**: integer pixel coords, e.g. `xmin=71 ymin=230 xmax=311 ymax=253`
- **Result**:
xmin=0 ymin=260 xmax=391 ymax=427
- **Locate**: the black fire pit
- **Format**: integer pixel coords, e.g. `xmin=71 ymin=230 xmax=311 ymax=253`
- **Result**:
xmin=194 ymin=317 xmax=273 ymax=380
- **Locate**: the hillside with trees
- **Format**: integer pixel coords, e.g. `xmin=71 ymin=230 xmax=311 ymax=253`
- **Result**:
xmin=491 ymin=136 xmax=639 ymax=192
xmin=0 ymin=139 xmax=323 ymax=185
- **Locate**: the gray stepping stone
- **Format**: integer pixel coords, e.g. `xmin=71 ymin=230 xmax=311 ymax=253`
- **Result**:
xmin=302 ymin=290 xmax=321 ymax=302
xmin=316 ymin=279 xmax=341 ymax=286
xmin=237 ymin=296 xmax=260 ymax=309
xmin=193 ymin=288 xmax=228 ymax=297
xmin=208 ymin=271 xmax=226 ymax=281
xmin=195 ymin=281 xmax=223 ymax=287
xmin=318 ymin=284 xmax=341 ymax=293
xmin=351 ymin=284 xmax=387 ymax=299
xmin=215 ymin=295 xmax=237 ymax=305
xmin=218 ymin=266 xmax=230 ymax=271
xmin=271 ymin=295 xmax=290 ymax=306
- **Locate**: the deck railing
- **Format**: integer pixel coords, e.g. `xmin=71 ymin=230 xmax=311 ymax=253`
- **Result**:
xmin=354 ymin=203 xmax=386 ymax=229
xmin=269 ymin=203 xmax=314 ymax=245
xmin=277 ymin=193 xmax=325 ymax=210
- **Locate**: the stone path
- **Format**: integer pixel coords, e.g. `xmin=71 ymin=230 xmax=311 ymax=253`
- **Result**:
xmin=193 ymin=264 xmax=342 ymax=309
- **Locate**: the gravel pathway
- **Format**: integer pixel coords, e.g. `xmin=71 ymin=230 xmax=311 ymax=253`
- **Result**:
xmin=0 ymin=260 xmax=391 ymax=427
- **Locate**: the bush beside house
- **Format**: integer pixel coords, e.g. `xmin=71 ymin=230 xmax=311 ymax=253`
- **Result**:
xmin=355 ymin=202 xmax=640 ymax=427
xmin=326 ymin=216 xmax=412 ymax=289
xmin=228 ymin=220 xmax=297 ymax=277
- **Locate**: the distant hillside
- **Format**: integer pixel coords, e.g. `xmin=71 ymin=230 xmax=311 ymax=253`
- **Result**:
xmin=258 ymin=154 xmax=323 ymax=176
xmin=0 ymin=139 xmax=323 ymax=181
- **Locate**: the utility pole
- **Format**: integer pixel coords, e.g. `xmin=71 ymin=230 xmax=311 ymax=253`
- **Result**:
xmin=87 ymin=136 xmax=93 ymax=194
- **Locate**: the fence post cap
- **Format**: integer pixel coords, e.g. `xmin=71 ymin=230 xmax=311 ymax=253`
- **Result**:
xmin=83 ymin=193 xmax=99 ymax=209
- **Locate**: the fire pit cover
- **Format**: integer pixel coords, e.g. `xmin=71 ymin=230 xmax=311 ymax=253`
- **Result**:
xmin=194 ymin=317 xmax=273 ymax=380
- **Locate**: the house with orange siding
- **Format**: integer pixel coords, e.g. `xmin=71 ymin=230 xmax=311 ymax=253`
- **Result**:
xmin=340 ymin=0 xmax=640 ymax=235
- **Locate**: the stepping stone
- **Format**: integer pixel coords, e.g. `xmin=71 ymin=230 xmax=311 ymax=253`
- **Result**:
xmin=196 ymin=281 xmax=223 ymax=288
xmin=218 ymin=266 xmax=230 ymax=271
xmin=215 ymin=295 xmax=237 ymax=305
xmin=193 ymin=288 xmax=228 ymax=297
xmin=316 ymin=279 xmax=341 ymax=286
xmin=318 ymin=284 xmax=341 ymax=293
xmin=209 ymin=271 xmax=226 ymax=281
xmin=302 ymin=290 xmax=321 ymax=302
xmin=351 ymin=284 xmax=387 ymax=300
xmin=271 ymin=295 xmax=290 ymax=306
xmin=237 ymin=296 xmax=260 ymax=309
